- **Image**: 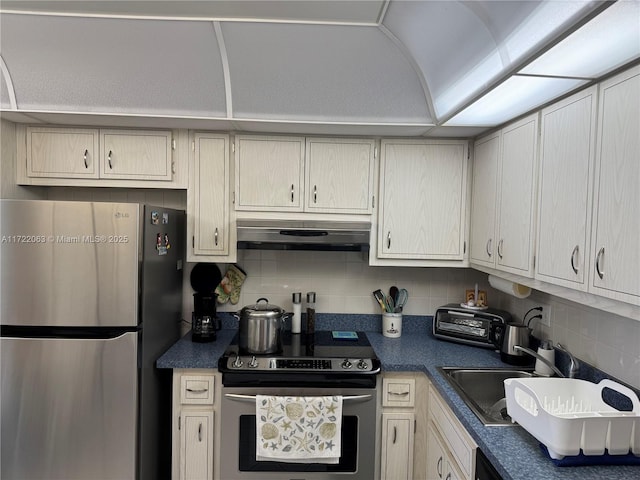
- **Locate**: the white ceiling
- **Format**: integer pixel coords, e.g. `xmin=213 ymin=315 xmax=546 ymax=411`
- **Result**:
xmin=0 ymin=1 xmax=638 ymax=137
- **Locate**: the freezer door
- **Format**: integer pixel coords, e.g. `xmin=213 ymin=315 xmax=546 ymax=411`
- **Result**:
xmin=0 ymin=200 xmax=140 ymax=327
xmin=1 ymin=332 xmax=138 ymax=480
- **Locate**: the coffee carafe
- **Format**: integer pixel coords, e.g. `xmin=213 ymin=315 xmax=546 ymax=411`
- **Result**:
xmin=192 ymin=292 xmax=219 ymax=343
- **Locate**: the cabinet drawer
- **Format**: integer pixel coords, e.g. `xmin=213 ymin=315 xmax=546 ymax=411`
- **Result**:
xmin=429 ymin=388 xmax=475 ymax=478
xmin=180 ymin=375 xmax=215 ymax=404
xmin=382 ymin=377 xmax=415 ymax=407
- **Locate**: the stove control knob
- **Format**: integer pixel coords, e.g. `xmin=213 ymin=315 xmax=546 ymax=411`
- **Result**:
xmin=249 ymin=356 xmax=259 ymax=368
xmin=357 ymin=360 xmax=369 ymax=370
xmin=341 ymin=359 xmax=353 ymax=369
xmin=232 ymin=355 xmax=243 ymax=368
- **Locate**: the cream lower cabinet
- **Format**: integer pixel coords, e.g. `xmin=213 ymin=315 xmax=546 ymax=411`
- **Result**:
xmin=180 ymin=410 xmax=214 ymax=480
xmin=381 ymin=413 xmax=414 ymax=480
xmin=427 ymin=423 xmax=463 ymax=480
xmin=376 ymin=139 xmax=469 ymax=264
xmin=380 ymin=373 xmax=429 ymax=480
xmin=427 ymin=384 xmax=476 ymax=480
xmin=187 ymin=132 xmax=235 ymax=262
xmin=172 ymin=370 xmax=218 ymax=480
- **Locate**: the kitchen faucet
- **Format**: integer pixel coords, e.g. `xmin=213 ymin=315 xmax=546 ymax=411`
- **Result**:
xmin=512 ymin=345 xmax=565 ymax=377
xmin=556 ymin=343 xmax=580 ymax=378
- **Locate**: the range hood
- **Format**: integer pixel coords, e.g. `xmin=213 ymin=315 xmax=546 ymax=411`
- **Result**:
xmin=237 ymin=219 xmax=370 ymax=252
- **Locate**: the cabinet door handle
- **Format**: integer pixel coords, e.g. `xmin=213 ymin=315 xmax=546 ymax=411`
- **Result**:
xmin=107 ymin=150 xmax=113 ymax=169
xmin=571 ymin=245 xmax=579 ymax=274
xmin=186 ymin=388 xmax=208 ymax=394
xmin=392 ymin=425 xmax=397 ymax=444
xmin=486 ymin=238 xmax=493 ymax=258
xmin=313 ymin=185 xmax=317 ymax=203
xmin=595 ymin=246 xmax=605 ymax=279
xmin=445 ymin=474 xmax=451 ymax=480
xmin=387 ymin=231 xmax=391 ymax=249
xmin=214 ymin=228 xmax=219 ymax=246
xmin=198 ymin=423 xmax=202 ymax=442
xmin=389 ymin=391 xmax=410 ymax=396
xmin=291 ymin=184 xmax=294 ymax=203
xmin=83 ymin=149 xmax=89 ymax=169
xmin=437 ymin=456 xmax=443 ymax=478
xmin=497 ymin=239 xmax=504 ymax=259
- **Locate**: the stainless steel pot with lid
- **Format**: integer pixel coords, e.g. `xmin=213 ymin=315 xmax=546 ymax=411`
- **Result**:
xmin=236 ymin=298 xmax=290 ymax=354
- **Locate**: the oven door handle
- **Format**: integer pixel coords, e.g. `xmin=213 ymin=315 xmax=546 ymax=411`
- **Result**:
xmin=224 ymin=393 xmax=373 ymax=403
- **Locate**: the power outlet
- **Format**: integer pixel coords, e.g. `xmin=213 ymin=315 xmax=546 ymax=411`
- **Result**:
xmin=537 ymin=302 xmax=552 ymax=327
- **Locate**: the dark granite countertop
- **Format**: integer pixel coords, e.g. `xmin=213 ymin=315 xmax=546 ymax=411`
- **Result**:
xmin=156 ymin=315 xmax=639 ymax=480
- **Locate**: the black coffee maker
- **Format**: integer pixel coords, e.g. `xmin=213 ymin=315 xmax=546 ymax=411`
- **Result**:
xmin=190 ymin=264 xmax=221 ymax=343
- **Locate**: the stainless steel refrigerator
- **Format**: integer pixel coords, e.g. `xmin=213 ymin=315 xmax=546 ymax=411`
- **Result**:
xmin=0 ymin=199 xmax=185 ymax=480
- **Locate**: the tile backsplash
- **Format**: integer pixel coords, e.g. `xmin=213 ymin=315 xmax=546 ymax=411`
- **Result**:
xmin=211 ymin=250 xmax=490 ymax=316
xmin=191 ymin=250 xmax=639 ymax=389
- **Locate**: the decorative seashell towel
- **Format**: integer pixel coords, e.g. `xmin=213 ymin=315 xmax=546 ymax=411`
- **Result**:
xmin=256 ymin=395 xmax=343 ymax=463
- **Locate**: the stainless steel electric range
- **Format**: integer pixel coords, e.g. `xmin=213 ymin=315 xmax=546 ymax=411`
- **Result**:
xmin=218 ymin=331 xmax=381 ymax=480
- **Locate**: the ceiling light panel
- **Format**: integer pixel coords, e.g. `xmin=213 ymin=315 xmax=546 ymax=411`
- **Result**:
xmin=445 ymin=75 xmax=589 ymax=126
xmin=520 ymin=1 xmax=640 ymax=78
xmin=382 ymin=0 xmax=601 ymax=120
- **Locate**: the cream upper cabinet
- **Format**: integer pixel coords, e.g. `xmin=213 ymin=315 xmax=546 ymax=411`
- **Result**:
xmin=234 ymin=135 xmax=305 ymax=212
xmin=304 ymin=137 xmax=375 ymax=214
xmin=470 ymin=113 xmax=539 ymax=277
xmin=188 ymin=133 xmax=234 ymax=261
xmin=378 ymin=139 xmax=468 ymax=261
xmin=100 ymin=129 xmax=172 ymax=180
xmin=20 ymin=126 xmax=185 ymax=188
xmin=469 ymin=131 xmax=500 ymax=267
xmin=26 ymin=127 xmax=99 ymax=179
xmin=496 ymin=113 xmax=539 ymax=276
xmin=536 ymin=87 xmax=597 ymax=290
xmin=234 ymin=135 xmax=375 ymax=214
xmin=589 ymin=66 xmax=640 ymax=304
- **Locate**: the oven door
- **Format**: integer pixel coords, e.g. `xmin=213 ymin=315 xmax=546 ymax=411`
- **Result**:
xmin=220 ymin=386 xmax=379 ymax=480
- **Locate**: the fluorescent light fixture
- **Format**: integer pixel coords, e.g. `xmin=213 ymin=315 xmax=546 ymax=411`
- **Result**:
xmin=433 ymin=0 xmax=600 ymax=120
xmin=521 ymin=1 xmax=640 ymax=78
xmin=445 ymin=75 xmax=589 ymax=127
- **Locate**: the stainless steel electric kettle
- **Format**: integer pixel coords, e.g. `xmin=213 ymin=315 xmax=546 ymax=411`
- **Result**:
xmin=492 ymin=322 xmax=533 ymax=366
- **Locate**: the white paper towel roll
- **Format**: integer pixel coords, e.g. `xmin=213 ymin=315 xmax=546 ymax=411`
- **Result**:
xmin=488 ymin=275 xmax=531 ymax=298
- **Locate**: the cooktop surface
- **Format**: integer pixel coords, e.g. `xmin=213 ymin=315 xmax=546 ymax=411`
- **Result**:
xmin=218 ymin=331 xmax=380 ymax=387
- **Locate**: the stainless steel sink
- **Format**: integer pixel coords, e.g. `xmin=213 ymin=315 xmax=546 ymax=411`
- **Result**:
xmin=438 ymin=367 xmax=534 ymax=426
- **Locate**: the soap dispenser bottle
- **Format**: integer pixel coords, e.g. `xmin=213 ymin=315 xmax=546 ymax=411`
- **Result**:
xmin=534 ymin=339 xmax=556 ymax=376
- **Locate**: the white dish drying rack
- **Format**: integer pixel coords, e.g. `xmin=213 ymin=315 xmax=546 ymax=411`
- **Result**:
xmin=504 ymin=377 xmax=640 ymax=460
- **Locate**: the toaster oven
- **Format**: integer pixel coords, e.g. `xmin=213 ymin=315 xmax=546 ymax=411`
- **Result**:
xmin=433 ymin=304 xmax=512 ymax=348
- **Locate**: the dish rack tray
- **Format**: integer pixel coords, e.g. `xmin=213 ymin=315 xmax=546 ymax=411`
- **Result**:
xmin=504 ymin=378 xmax=640 ymax=460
